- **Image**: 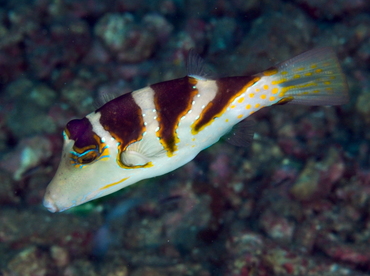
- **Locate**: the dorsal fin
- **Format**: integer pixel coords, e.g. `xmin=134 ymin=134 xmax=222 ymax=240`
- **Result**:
xmin=186 ymin=49 xmax=211 ymax=80
xmin=224 ymin=118 xmax=255 ymax=148
xmin=93 ymin=84 xmax=130 ymax=109
xmin=94 ymin=92 xmax=118 ymax=108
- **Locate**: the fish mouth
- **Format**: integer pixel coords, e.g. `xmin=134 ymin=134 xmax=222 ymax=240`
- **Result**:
xmin=43 ymin=196 xmax=59 ymax=213
xmin=43 ymin=188 xmax=79 ymax=212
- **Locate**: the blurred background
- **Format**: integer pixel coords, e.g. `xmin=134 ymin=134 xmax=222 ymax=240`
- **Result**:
xmin=0 ymin=0 xmax=369 ymax=275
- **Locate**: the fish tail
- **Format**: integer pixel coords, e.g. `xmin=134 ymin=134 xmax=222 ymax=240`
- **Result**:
xmin=263 ymin=47 xmax=349 ymax=106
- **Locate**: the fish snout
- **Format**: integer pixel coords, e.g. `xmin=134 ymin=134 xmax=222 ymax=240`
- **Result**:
xmin=43 ymin=195 xmax=59 ymax=213
xmin=43 ymin=191 xmax=59 ymax=213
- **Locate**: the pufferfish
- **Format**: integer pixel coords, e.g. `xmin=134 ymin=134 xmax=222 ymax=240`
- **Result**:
xmin=43 ymin=47 xmax=348 ymax=212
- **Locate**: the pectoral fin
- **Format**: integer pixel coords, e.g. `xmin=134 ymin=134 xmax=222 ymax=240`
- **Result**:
xmin=121 ymin=150 xmax=150 ymax=167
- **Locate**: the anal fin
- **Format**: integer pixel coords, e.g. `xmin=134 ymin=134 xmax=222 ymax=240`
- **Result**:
xmin=224 ymin=118 xmax=255 ymax=148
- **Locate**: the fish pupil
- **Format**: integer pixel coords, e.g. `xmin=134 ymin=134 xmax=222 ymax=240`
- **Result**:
xmin=77 ymin=150 xmax=98 ymax=164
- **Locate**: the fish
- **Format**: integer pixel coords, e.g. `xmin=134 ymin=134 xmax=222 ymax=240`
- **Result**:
xmin=43 ymin=47 xmax=348 ymax=212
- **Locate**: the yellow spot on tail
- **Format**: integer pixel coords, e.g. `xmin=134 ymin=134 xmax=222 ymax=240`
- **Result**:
xmin=100 ymin=177 xmax=129 ymax=190
xmin=326 ymin=87 xmax=334 ymax=92
xmin=269 ymin=96 xmax=275 ymax=101
xmin=271 ymin=78 xmax=287 ymax=85
xmin=225 ymin=119 xmax=229 ymax=122
xmin=324 ymin=81 xmax=331 ymax=85
xmin=305 ymin=72 xmax=313 ymax=76
xmin=237 ymin=114 xmax=243 ymax=119
xmin=272 ymin=87 xmax=279 ymax=94
xmin=255 ymin=88 xmax=260 ymax=92
xmin=281 ymin=71 xmax=288 ymax=75
xmin=249 ymin=93 xmax=255 ymax=98
xmin=294 ymin=74 xmax=300 ymax=79
xmin=246 ymin=104 xmax=251 ymax=109
xmin=237 ymin=97 xmax=245 ymax=103
xmin=263 ymin=68 xmax=279 ymax=76
xmin=231 ymin=105 xmax=236 ymax=109
xmin=311 ymin=64 xmax=317 ymax=69
xmin=263 ymin=85 xmax=269 ymax=90
xmin=255 ymin=103 xmax=260 ymax=108
xmin=260 ymin=94 xmax=266 ymax=99
xmin=315 ymin=68 xmax=323 ymax=73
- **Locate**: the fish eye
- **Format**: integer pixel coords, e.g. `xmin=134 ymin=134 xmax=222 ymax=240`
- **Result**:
xmin=71 ymin=149 xmax=99 ymax=165
xmin=78 ymin=150 xmax=98 ymax=164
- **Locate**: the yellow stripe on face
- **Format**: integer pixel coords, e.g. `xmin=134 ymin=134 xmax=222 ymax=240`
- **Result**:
xmin=99 ymin=177 xmax=129 ymax=190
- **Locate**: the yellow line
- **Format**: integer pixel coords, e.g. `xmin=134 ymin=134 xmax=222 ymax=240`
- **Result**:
xmin=100 ymin=177 xmax=129 ymax=190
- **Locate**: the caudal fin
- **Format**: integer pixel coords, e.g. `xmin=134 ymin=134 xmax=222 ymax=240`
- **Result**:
xmin=267 ymin=47 xmax=348 ymax=106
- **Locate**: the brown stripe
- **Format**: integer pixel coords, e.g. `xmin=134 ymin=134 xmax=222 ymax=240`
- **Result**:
xmin=66 ymin=117 xmax=98 ymax=153
xmin=192 ymin=76 xmax=259 ymax=134
xmin=151 ymin=76 xmax=198 ymax=155
xmin=97 ymin=93 xmax=145 ymax=154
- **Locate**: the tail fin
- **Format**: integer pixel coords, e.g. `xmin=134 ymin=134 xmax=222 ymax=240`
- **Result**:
xmin=267 ymin=47 xmax=348 ymax=106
